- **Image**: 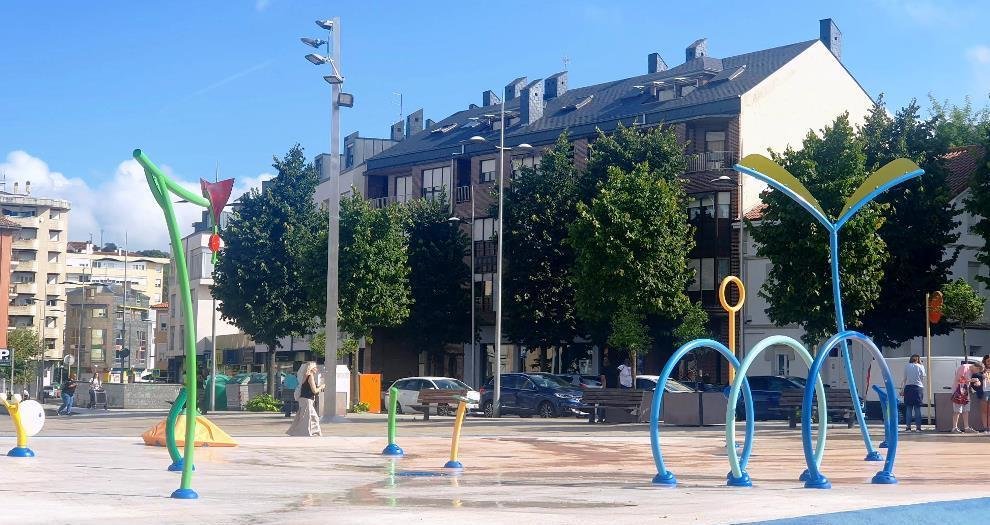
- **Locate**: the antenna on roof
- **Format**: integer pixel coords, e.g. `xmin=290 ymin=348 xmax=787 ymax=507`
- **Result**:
xmin=393 ymin=92 xmax=403 ymax=125
xmin=562 ymin=55 xmax=570 ymax=72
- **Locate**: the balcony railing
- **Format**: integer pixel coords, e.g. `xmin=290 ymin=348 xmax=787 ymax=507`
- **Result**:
xmin=14 ymin=261 xmax=38 ymax=272
xmin=9 ymin=304 xmax=37 ymax=316
xmin=12 ymin=238 xmax=39 ymax=250
xmin=369 ymin=196 xmax=398 ymax=209
xmin=686 ymin=151 xmax=737 ymax=174
xmin=455 ymin=186 xmax=471 ymax=204
xmin=15 ymin=282 xmax=37 ymax=295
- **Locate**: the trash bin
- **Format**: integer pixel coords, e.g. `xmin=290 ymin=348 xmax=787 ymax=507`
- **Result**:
xmin=205 ymin=374 xmax=230 ymax=411
xmin=358 ymin=374 xmax=382 ymax=413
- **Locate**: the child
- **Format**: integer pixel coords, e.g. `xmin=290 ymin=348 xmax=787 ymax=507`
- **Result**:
xmin=952 ymin=362 xmax=983 ymax=433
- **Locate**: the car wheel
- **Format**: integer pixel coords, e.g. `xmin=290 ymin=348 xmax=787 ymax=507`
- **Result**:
xmin=437 ymin=403 xmax=454 ymax=416
xmin=538 ymin=401 xmax=556 ymax=418
xmin=483 ymin=400 xmax=494 ymax=418
xmin=396 ymin=403 xmax=404 ymax=415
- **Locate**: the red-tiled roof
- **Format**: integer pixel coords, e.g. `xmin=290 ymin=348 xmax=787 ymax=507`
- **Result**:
xmin=742 ymin=203 xmax=767 ymax=221
xmin=945 ymin=145 xmax=985 ymax=198
xmin=151 ymin=302 xmax=169 ymax=310
xmin=0 ymin=216 xmax=20 ymax=230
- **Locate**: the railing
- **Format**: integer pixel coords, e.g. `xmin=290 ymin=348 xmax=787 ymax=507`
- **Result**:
xmin=455 ymin=186 xmax=471 ymax=204
xmin=686 ymin=151 xmax=737 ymax=174
xmin=369 ymin=195 xmax=398 ymax=209
xmin=12 ymin=238 xmax=39 ymax=250
xmin=0 ymin=194 xmax=70 ymax=209
xmin=14 ymin=261 xmax=38 ymax=272
xmin=8 ymin=304 xmax=37 ymax=316
xmin=14 ymin=283 xmax=37 ymax=295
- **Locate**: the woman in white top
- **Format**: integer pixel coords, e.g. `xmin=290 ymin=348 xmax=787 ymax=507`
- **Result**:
xmin=618 ymin=358 xmax=633 ymax=389
xmin=901 ymin=355 xmax=925 ymax=432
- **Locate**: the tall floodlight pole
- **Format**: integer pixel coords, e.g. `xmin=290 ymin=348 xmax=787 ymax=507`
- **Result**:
xmin=304 ymin=17 xmax=347 ymax=421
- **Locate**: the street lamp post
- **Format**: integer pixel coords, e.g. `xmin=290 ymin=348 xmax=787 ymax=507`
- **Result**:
xmin=302 ymin=17 xmax=351 ymax=422
xmin=468 ymin=108 xmax=531 ymax=418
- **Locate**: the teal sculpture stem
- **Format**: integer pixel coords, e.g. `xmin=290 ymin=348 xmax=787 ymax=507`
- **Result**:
xmin=382 ymin=386 xmax=403 ymax=456
xmin=134 ymin=149 xmax=211 ymax=497
xmin=166 ymin=387 xmax=187 ymax=465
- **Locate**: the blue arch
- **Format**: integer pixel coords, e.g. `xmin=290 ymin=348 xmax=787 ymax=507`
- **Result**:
xmin=801 ymin=331 xmax=899 ymax=489
xmin=650 ymin=339 xmax=754 ymax=486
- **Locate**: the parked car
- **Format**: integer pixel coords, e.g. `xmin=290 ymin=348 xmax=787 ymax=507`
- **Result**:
xmin=550 ymin=373 xmax=603 ymax=389
xmin=737 ymin=375 xmax=805 ymax=420
xmin=384 ymin=377 xmax=480 ymax=416
xmin=41 ymin=384 xmax=60 ymax=403
xmin=634 ymin=375 xmax=695 ymax=393
xmin=478 ymin=373 xmax=583 ymax=418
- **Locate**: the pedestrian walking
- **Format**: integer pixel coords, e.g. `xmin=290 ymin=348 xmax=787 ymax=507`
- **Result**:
xmin=618 ymin=358 xmax=633 ymax=389
xmin=952 ymin=362 xmax=982 ymax=433
xmin=58 ymin=374 xmax=77 ymax=416
xmin=286 ymin=362 xmax=324 ymax=437
xmin=982 ymin=356 xmax=990 ymax=433
xmin=902 ymin=354 xmax=925 ymax=432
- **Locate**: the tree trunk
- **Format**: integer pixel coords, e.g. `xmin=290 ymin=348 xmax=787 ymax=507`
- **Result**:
xmin=963 ymin=326 xmax=969 ymax=361
xmin=267 ymin=345 xmax=276 ymax=396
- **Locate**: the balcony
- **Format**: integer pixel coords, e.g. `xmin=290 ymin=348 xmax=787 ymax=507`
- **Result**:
xmin=686 ymin=151 xmax=737 ymax=174
xmin=369 ymin=196 xmax=398 ymax=209
xmin=455 ymin=186 xmax=471 ymax=204
xmin=14 ymin=260 xmax=38 ymax=272
xmin=8 ymin=304 xmax=37 ymax=316
xmin=14 ymin=282 xmax=37 ymax=295
xmin=12 ymin=238 xmax=39 ymax=250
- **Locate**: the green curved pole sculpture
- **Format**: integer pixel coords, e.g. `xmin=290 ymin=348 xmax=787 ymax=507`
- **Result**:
xmin=134 ymin=149 xmax=213 ymax=500
xmin=165 ymin=388 xmax=187 ymax=469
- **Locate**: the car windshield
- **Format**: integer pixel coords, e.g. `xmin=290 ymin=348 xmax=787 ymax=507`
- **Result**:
xmin=530 ymin=375 xmax=572 ymax=389
xmin=433 ymin=379 xmax=470 ymax=390
xmin=665 ymin=379 xmax=694 ymax=392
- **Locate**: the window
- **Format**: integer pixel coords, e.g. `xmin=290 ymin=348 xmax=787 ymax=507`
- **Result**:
xmin=48 ymin=231 xmax=60 ymax=242
xmin=700 ymin=258 xmax=715 ymax=290
xmin=45 ymin=316 xmax=57 ymax=329
xmin=48 ymin=252 xmax=58 ymax=264
xmin=473 ymin=217 xmax=496 ymax=242
xmin=395 ymin=176 xmax=412 ymax=203
xmin=345 ymin=142 xmax=355 ymax=169
xmin=476 ymin=277 xmax=494 ymax=312
xmin=705 ymin=131 xmax=726 ymax=153
xmin=688 ymin=194 xmax=716 ymax=220
xmin=50 ymin=211 xmax=60 ymax=220
xmin=91 ymin=329 xmax=105 ymax=362
xmin=92 ymin=307 xmax=107 ymax=318
xmin=421 ymin=166 xmax=450 ymax=201
xmin=45 ymin=338 xmax=55 ymax=350
xmin=658 ymin=88 xmax=675 ymax=101
xmin=47 ymin=273 xmax=57 ymax=285
xmin=512 ymin=155 xmax=541 ymax=178
xmin=155 ymin=278 xmax=162 ymax=288
xmin=717 ymin=192 xmax=730 ymax=219
xmin=776 ymin=354 xmax=790 ymax=377
xmin=132 ymin=263 xmax=145 ymax=271
xmin=46 ymin=298 xmax=57 ymax=307
xmin=687 ymin=259 xmax=701 ymax=292
xmin=480 ymin=159 xmax=496 ymax=183
xmin=680 ymin=84 xmax=696 ymax=97
xmin=717 ymin=258 xmax=730 ymax=283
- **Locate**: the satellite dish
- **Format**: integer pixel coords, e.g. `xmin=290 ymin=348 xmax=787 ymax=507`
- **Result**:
xmin=19 ymin=400 xmax=45 ymax=437
xmin=63 ymin=355 xmax=75 ymax=366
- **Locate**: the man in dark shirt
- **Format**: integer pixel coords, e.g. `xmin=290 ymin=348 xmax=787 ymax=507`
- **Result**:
xmin=58 ymin=375 xmax=78 ymax=416
xmin=599 ymin=357 xmax=620 ymax=388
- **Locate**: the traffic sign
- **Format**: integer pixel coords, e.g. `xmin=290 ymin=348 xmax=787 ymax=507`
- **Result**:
xmin=0 ymin=347 xmax=9 ymax=366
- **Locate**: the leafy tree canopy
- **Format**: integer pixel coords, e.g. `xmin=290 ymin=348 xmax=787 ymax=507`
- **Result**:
xmin=2 ymin=329 xmax=44 ymax=388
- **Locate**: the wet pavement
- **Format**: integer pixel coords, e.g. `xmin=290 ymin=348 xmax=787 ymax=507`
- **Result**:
xmin=0 ymin=411 xmax=985 ymax=523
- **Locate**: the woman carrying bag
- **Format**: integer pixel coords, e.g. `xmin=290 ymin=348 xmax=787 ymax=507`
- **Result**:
xmin=286 ymin=362 xmax=325 ymax=437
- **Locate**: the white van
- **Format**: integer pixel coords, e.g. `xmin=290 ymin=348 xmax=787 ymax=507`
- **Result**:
xmin=864 ymin=356 xmax=981 ymax=416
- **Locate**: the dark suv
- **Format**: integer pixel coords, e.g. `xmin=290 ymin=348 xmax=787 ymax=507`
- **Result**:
xmin=479 ymin=373 xmax=583 ymax=418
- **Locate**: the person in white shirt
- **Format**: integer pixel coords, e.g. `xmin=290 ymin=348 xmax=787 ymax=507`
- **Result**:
xmin=89 ymin=374 xmax=103 ymax=408
xmin=618 ymin=358 xmax=633 ymax=389
xmin=901 ymin=355 xmax=925 ymax=432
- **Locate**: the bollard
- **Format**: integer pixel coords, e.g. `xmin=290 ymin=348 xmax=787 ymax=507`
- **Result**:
xmin=382 ymin=387 xmax=404 ymax=457
xmin=443 ymin=396 xmax=469 ymax=470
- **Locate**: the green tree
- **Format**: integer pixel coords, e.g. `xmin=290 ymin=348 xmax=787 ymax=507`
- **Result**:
xmin=582 ymin=123 xmax=688 ymax=200
xmin=401 ymin=195 xmax=470 ymax=372
xmin=607 ymin=303 xmax=652 ymax=375
xmin=570 ymin=161 xmax=695 ymax=351
xmin=503 ymin=133 xmax=582 ymax=363
xmin=928 ymin=95 xmax=990 ymax=148
xmin=858 ymin=97 xmax=960 ymax=348
xmin=942 ymin=278 xmax=987 ymax=359
xmin=967 ymin=125 xmax=990 ymax=290
xmin=747 ymin=114 xmax=888 ymax=346
xmin=213 ymin=145 xmax=324 ymax=394
xmin=673 ymin=302 xmax=711 ymax=347
xmin=298 ymin=193 xmax=411 ymax=354
xmin=136 ymin=249 xmax=170 ymax=258
xmin=1 ymin=329 xmax=44 ymax=389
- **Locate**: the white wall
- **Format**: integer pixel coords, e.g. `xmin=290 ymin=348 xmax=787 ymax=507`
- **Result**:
xmin=738 ymin=41 xmax=874 ymax=211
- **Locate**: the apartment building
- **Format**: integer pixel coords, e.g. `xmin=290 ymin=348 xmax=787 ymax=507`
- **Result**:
xmin=2 ymin=185 xmax=70 ymax=372
xmin=65 ymin=242 xmax=169 ymax=304
xmin=64 ymin=284 xmax=152 ymax=375
xmin=357 ymin=18 xmax=871 ymax=387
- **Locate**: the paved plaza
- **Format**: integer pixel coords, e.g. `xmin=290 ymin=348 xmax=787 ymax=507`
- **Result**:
xmin=0 ymin=410 xmax=987 ymax=523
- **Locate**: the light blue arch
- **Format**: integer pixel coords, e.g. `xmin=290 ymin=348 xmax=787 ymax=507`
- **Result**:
xmin=801 ymin=331 xmax=899 ymax=489
xmin=650 ymin=339 xmax=754 ymax=486
xmin=725 ymin=335 xmax=828 ymax=487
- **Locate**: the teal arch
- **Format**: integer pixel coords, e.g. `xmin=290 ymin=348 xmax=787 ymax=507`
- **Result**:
xmin=725 ymin=335 xmax=828 ymax=484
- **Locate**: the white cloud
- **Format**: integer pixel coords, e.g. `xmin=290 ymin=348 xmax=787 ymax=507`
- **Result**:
xmin=966 ymin=45 xmax=990 ymax=94
xmin=0 ymin=150 xmax=271 ymax=250
xmin=967 ymin=45 xmax=990 ymax=65
xmin=255 ymin=0 xmax=271 ymax=12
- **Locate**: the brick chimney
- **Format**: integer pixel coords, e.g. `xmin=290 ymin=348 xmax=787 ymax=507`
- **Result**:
xmin=686 ymin=38 xmax=707 ymax=62
xmin=544 ymin=72 xmax=567 ymax=100
xmin=504 ymin=77 xmax=528 ymax=101
xmin=648 ymin=52 xmax=668 ymax=73
xmin=820 ymin=18 xmax=841 ymax=61
xmin=390 ymin=120 xmax=404 ymax=142
xmin=483 ymin=89 xmax=501 ymax=107
xmin=405 ymin=108 xmax=424 ymax=137
xmin=520 ymin=79 xmax=544 ymax=125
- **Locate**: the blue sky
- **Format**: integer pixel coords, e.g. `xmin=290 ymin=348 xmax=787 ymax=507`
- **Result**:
xmin=2 ymin=0 xmax=989 ymax=248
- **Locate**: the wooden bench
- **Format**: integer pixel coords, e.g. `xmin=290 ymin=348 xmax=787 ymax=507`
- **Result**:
xmin=777 ymin=388 xmax=860 ymax=428
xmin=581 ymin=389 xmax=646 ymax=424
xmin=411 ymin=389 xmax=467 ymax=421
